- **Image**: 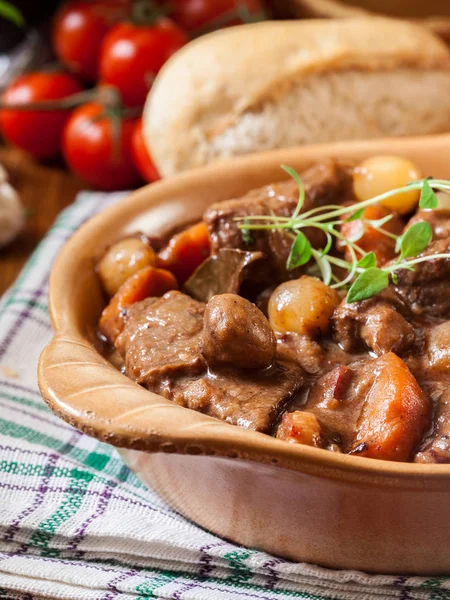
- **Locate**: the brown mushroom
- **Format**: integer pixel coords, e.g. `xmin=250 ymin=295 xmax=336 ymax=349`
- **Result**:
xmin=200 ymin=293 xmax=276 ymax=370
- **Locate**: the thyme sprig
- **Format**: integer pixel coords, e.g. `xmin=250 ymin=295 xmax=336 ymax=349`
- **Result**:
xmin=235 ymin=166 xmax=450 ymax=303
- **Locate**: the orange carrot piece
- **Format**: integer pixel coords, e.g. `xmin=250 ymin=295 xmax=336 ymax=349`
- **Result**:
xmin=158 ymin=221 xmax=210 ymax=284
xmin=340 ymin=205 xmax=403 ymax=266
xmin=350 ymin=352 xmax=431 ymax=462
xmin=99 ymin=266 xmax=178 ymax=343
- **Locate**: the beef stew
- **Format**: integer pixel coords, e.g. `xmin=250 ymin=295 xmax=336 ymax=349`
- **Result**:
xmin=96 ymin=155 xmax=450 ymax=464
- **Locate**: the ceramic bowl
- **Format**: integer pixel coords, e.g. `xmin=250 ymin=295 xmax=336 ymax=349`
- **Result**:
xmin=39 ymin=134 xmax=450 ymax=575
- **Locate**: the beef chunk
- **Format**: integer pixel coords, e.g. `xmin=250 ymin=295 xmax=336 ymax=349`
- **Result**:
xmin=115 ymin=291 xmax=206 ymax=389
xmin=390 ymin=239 xmax=450 ymax=317
xmin=333 ymin=288 xmax=415 ymax=355
xmin=415 ymin=385 xmax=450 ymax=463
xmin=173 ymin=362 xmax=304 ymax=433
xmin=276 ymin=332 xmax=325 ymax=374
xmin=116 ymin=290 xmax=304 ymax=432
xmin=405 ymin=209 xmax=450 ymax=241
xmin=302 ymin=362 xmax=374 ymax=450
xmin=204 ymin=159 xmax=353 ymax=280
xmin=425 ymin=321 xmax=450 ymax=372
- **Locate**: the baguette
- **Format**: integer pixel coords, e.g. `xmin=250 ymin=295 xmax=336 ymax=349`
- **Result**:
xmin=143 ymin=18 xmax=450 ymax=177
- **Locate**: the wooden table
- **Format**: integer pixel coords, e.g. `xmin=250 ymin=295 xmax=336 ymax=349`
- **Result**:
xmin=0 ymin=147 xmax=84 ymax=295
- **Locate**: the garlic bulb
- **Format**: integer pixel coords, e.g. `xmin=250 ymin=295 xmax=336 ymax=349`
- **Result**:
xmin=0 ymin=165 xmax=24 ymax=248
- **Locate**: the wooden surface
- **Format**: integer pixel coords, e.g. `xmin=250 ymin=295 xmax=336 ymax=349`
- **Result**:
xmin=0 ymin=146 xmax=84 ymax=296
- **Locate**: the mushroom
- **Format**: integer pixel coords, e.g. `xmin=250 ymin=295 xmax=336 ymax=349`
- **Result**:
xmin=200 ymin=293 xmax=276 ymax=370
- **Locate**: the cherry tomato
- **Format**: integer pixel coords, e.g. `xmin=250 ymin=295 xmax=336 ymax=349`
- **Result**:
xmin=63 ymin=102 xmax=141 ymax=190
xmin=0 ymin=71 xmax=84 ymax=160
xmin=168 ymin=0 xmax=265 ymax=31
xmin=99 ymin=19 xmax=188 ymax=107
xmin=131 ymin=118 xmax=160 ymax=182
xmin=53 ymin=0 xmax=132 ymax=82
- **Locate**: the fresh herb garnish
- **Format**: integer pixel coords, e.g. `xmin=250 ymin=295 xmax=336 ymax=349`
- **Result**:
xmin=236 ymin=167 xmax=450 ymax=303
xmin=287 ymin=231 xmax=311 ymax=269
xmin=419 ymin=179 xmax=439 ymax=209
xmin=347 ymin=268 xmax=389 ymax=303
xmin=398 ymin=221 xmax=432 ymax=261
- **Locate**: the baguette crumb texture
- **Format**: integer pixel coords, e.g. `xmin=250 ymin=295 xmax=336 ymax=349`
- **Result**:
xmin=204 ymin=69 xmax=450 ymax=161
xmin=144 ymin=18 xmax=450 ymax=177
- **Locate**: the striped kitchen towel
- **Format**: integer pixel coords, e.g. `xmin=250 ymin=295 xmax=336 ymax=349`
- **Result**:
xmin=0 ymin=190 xmax=449 ymax=600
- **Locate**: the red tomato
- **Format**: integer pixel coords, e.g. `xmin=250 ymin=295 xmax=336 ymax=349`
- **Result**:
xmin=168 ymin=0 xmax=265 ymax=31
xmin=131 ymin=118 xmax=160 ymax=182
xmin=0 ymin=71 xmax=84 ymax=159
xmin=63 ymin=102 xmax=141 ymax=190
xmin=53 ymin=0 xmax=132 ymax=82
xmin=99 ymin=19 xmax=188 ymax=107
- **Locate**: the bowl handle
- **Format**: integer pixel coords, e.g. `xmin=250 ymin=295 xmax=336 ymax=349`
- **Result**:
xmin=38 ymin=331 xmax=238 ymax=454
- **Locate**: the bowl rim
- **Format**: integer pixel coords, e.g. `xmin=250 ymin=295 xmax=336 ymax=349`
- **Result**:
xmin=38 ymin=133 xmax=450 ymax=487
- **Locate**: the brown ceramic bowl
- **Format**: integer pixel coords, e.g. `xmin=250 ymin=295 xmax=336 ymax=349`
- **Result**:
xmin=39 ymin=135 xmax=450 ymax=575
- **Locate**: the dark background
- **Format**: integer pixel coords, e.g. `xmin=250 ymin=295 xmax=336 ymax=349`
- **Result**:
xmin=0 ymin=1 xmax=59 ymax=51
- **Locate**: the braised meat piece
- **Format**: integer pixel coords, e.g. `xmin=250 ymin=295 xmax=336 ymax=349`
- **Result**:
xmin=415 ymin=385 xmax=450 ymax=463
xmin=297 ymin=353 xmax=431 ymax=461
xmin=425 ymin=321 xmax=450 ymax=372
xmin=405 ymin=209 xmax=450 ymax=241
xmin=200 ymin=294 xmax=276 ymax=370
xmin=116 ymin=290 xmax=304 ymax=433
xmin=390 ymin=239 xmax=450 ymax=317
xmin=302 ymin=363 xmax=369 ymax=449
xmin=204 ymin=159 xmax=353 ymax=280
xmin=333 ymin=288 xmax=415 ymax=356
xmin=174 ymin=362 xmax=304 ymax=433
xmin=115 ymin=291 xmax=206 ymax=390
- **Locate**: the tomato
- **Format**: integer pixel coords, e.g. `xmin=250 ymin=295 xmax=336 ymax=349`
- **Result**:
xmin=131 ymin=118 xmax=160 ymax=182
xmin=63 ymin=102 xmax=141 ymax=190
xmin=53 ymin=0 xmax=132 ymax=82
xmin=168 ymin=0 xmax=265 ymax=31
xmin=0 ymin=71 xmax=84 ymax=159
xmin=99 ymin=19 xmax=188 ymax=107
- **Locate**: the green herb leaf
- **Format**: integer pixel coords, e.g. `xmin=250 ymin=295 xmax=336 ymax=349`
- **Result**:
xmin=391 ymin=272 xmax=399 ymax=285
xmin=345 ymin=208 xmax=364 ymax=222
xmin=357 ymin=252 xmax=376 ymax=269
xmin=287 ymin=231 xmax=311 ymax=270
xmin=0 ymin=0 xmax=25 ymax=26
xmin=399 ymin=221 xmax=432 ymax=260
xmin=241 ymin=218 xmax=253 ymax=246
xmin=347 ymin=268 xmax=389 ymax=303
xmin=419 ymin=179 xmax=438 ymax=209
xmin=281 ymin=165 xmax=305 ymax=220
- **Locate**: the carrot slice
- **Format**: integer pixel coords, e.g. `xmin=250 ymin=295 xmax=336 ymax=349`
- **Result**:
xmin=340 ymin=205 xmax=403 ymax=266
xmin=350 ymin=352 xmax=431 ymax=462
xmin=158 ymin=221 xmax=210 ymax=285
xmin=99 ymin=266 xmax=178 ymax=343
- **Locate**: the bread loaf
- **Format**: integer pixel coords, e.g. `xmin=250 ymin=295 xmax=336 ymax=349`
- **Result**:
xmin=143 ymin=18 xmax=450 ymax=177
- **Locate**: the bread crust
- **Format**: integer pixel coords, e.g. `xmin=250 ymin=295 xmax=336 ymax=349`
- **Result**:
xmin=144 ymin=18 xmax=450 ymax=176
